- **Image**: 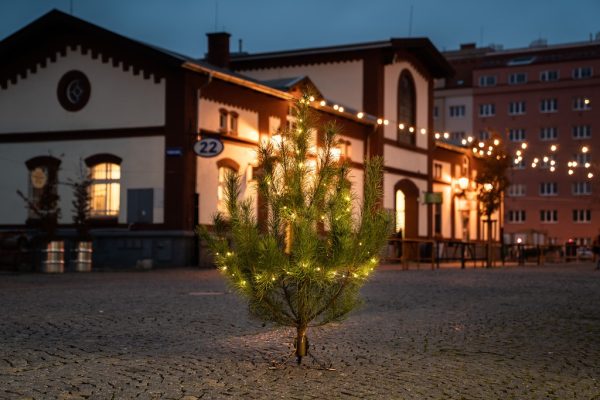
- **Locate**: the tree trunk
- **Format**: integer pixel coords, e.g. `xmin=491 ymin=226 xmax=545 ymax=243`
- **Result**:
xmin=294 ymin=326 xmax=308 ymax=364
xmin=486 ymin=216 xmax=493 ymax=268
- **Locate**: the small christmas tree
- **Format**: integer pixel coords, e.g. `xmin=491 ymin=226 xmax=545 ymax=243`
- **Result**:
xmin=70 ymin=163 xmax=92 ymax=240
xmin=199 ymin=95 xmax=391 ymax=364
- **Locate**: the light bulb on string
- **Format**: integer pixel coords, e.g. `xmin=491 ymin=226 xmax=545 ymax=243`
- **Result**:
xmin=550 ymin=145 xmax=557 ymax=152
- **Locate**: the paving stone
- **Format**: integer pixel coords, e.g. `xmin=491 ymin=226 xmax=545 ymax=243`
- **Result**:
xmin=0 ymin=265 xmax=599 ymax=398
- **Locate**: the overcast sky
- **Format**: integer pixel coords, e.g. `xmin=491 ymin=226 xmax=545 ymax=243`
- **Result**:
xmin=1 ymin=0 xmax=599 ymax=58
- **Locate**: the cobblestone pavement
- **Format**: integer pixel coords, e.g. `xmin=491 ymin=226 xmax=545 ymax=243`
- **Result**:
xmin=1 ymin=264 xmax=600 ymax=399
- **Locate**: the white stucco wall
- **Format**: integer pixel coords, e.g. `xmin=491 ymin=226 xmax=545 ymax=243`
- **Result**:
xmin=198 ymin=99 xmax=259 ymax=142
xmin=342 ymin=136 xmax=364 ymax=163
xmin=0 ymin=136 xmax=165 ymax=224
xmin=0 ymin=46 xmax=165 ymax=133
xmin=383 ymin=62 xmax=430 ymax=149
xmin=240 ymin=61 xmax=364 ymax=110
xmin=383 ymin=145 xmax=428 ymax=175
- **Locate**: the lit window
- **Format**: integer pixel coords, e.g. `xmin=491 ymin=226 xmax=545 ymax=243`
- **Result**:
xmin=90 ymin=163 xmax=120 ymax=217
xmin=217 ymin=166 xmax=236 ymax=215
xmin=395 ymin=190 xmax=406 ymax=233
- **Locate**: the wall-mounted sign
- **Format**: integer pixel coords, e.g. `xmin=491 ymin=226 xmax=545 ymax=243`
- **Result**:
xmin=31 ymin=167 xmax=47 ymax=189
xmin=166 ymin=147 xmax=183 ymax=157
xmin=423 ymin=192 xmax=443 ymax=204
xmin=193 ymin=137 xmax=224 ymax=158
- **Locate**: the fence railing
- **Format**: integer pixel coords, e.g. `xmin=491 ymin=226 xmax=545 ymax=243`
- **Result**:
xmin=383 ymin=238 xmax=594 ymax=268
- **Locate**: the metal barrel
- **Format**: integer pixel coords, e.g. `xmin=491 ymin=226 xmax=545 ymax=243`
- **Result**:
xmin=73 ymin=241 xmax=92 ymax=272
xmin=42 ymin=240 xmax=64 ymax=273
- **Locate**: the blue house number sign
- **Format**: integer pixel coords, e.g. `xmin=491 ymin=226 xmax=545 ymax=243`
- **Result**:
xmin=193 ymin=137 xmax=224 ymax=158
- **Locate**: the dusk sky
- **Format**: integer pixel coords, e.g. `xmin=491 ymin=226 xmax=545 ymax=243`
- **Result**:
xmin=1 ymin=0 xmax=599 ymax=58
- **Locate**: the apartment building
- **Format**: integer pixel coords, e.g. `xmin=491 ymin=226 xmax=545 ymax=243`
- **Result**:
xmin=436 ymin=38 xmax=600 ymax=246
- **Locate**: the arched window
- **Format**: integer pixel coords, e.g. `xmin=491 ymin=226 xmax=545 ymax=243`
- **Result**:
xmin=24 ymin=156 xmax=61 ymax=219
xmin=217 ymin=159 xmax=240 ymax=215
xmin=85 ymin=154 xmax=122 ymax=218
xmin=395 ymin=190 xmax=406 ymax=233
xmin=397 ymin=70 xmax=416 ymax=146
xmin=394 ymin=179 xmax=419 ymax=238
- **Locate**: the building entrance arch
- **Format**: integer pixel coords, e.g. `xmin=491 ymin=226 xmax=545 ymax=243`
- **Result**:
xmin=394 ymin=179 xmax=419 ymax=239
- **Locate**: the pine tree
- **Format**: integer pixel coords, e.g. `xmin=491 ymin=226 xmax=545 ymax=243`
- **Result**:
xmin=70 ymin=163 xmax=92 ymax=240
xmin=198 ymin=95 xmax=391 ymax=364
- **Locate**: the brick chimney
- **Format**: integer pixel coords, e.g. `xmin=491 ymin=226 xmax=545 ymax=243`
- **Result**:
xmin=206 ymin=32 xmax=231 ymax=68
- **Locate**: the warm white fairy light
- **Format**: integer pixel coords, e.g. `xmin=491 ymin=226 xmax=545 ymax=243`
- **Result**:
xmin=531 ymin=162 xmax=537 ymax=168
xmin=543 ymin=156 xmax=549 ymax=163
xmin=435 ymin=133 xmax=441 ymax=139
xmin=521 ymin=143 xmax=528 ymax=149
xmin=339 ymin=106 xmax=344 ymax=112
xmin=399 ymin=123 xmax=405 ymax=130
xmin=582 ymin=146 xmax=589 ymax=153
xmin=585 ymin=162 xmax=591 ymax=168
xmin=550 ymin=145 xmax=557 ymax=152
xmin=568 ymin=169 xmax=574 ymax=175
xmin=493 ymin=139 xmax=500 ymax=146
xmin=550 ymin=160 xmax=556 ymax=166
xmin=357 ymin=112 xmax=364 ymax=119
xmin=584 ymin=98 xmax=591 ymax=105
xmin=478 ymin=142 xmax=484 ymax=148
xmin=472 ymin=147 xmax=478 ymax=153
xmin=467 ymin=136 xmax=474 ymax=143
xmin=533 ymin=158 xmax=539 ymax=163
xmin=377 ymin=118 xmax=383 ymax=125
xmin=309 ymin=96 xmax=315 ymax=102
xmin=409 ymin=126 xmax=415 ymax=133
xmin=383 ymin=119 xmax=389 ymax=126
xmin=320 ymin=100 xmax=326 ymax=107
xmin=443 ymin=132 xmax=450 ymax=139
xmin=461 ymin=139 xmax=467 ymax=145
xmin=588 ymin=172 xmax=594 ymax=179
xmin=550 ymin=166 xmax=556 ymax=172
xmin=333 ymin=104 xmax=339 ymax=110
xmin=516 ymin=150 xmax=522 ymax=156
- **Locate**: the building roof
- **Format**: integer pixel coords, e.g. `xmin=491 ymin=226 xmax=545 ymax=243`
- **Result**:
xmin=231 ymin=38 xmax=454 ymax=79
xmin=0 ymin=10 xmax=375 ymax=125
